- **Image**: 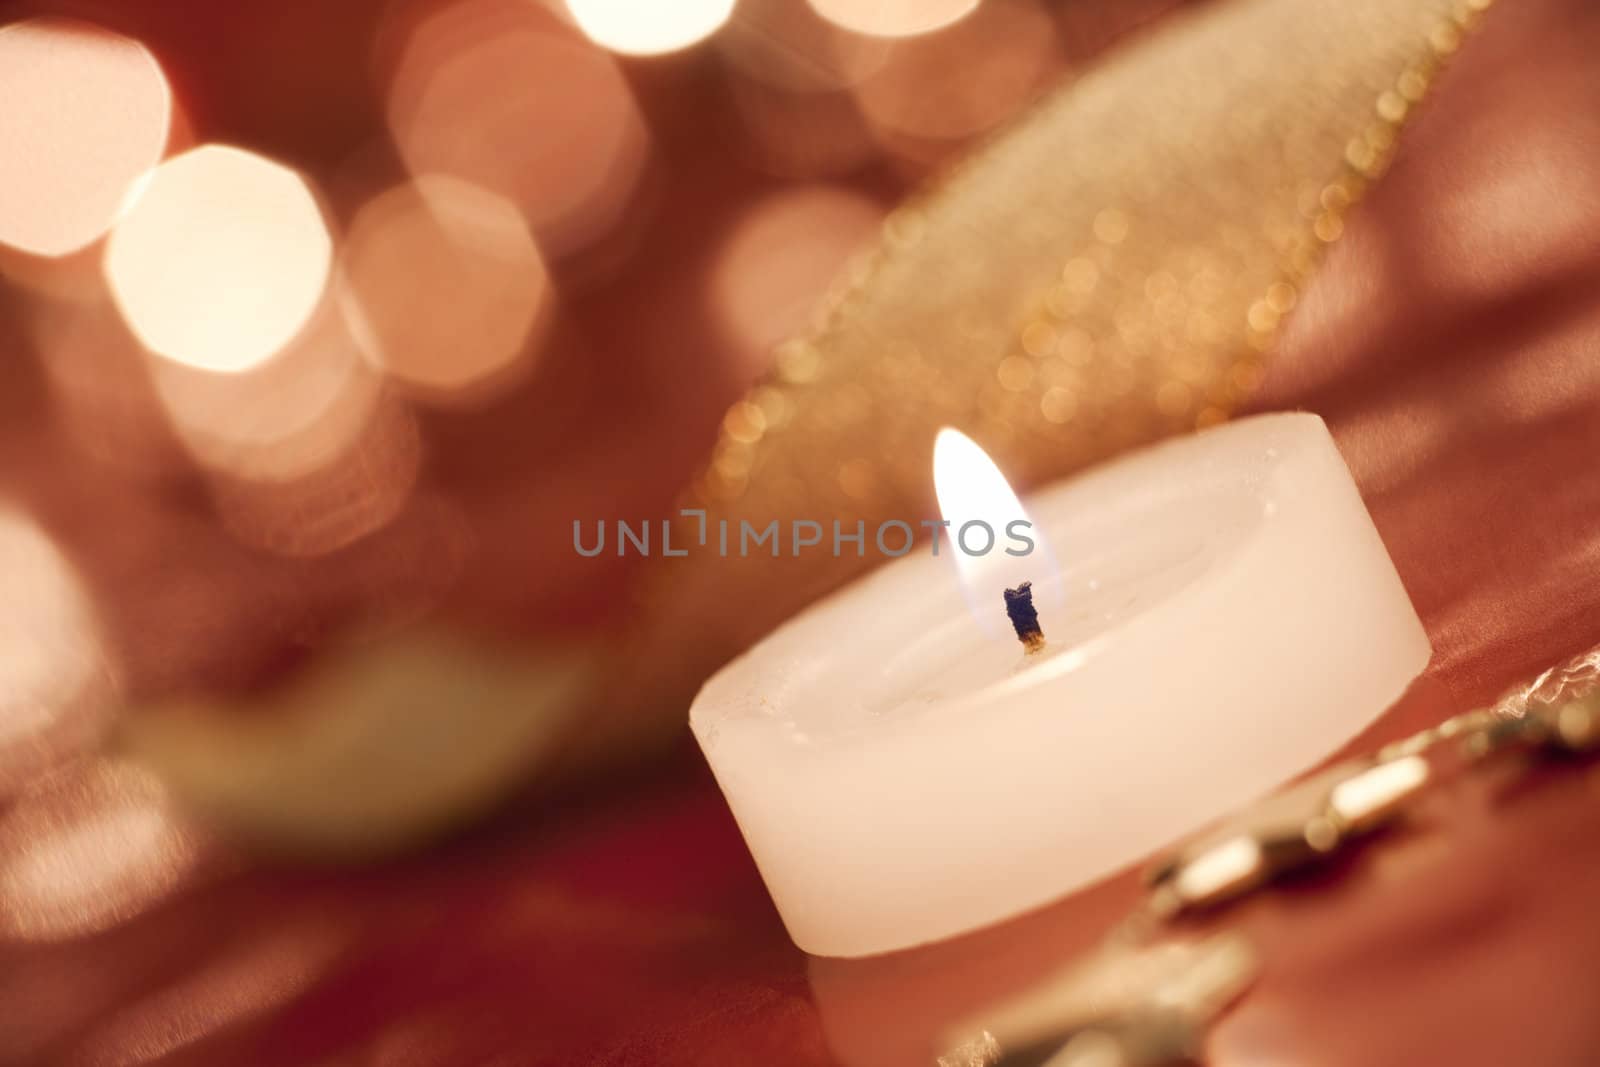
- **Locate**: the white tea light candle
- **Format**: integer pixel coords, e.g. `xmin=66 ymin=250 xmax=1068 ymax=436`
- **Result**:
xmin=689 ymin=413 xmax=1429 ymax=958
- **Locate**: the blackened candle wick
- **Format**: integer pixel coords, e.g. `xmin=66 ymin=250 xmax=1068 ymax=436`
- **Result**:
xmin=1003 ymin=581 xmax=1045 ymax=654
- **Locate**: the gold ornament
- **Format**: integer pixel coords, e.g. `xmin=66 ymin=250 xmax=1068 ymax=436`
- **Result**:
xmin=1144 ymin=755 xmax=1432 ymax=917
xmin=938 ymin=935 xmax=1257 ymax=1067
xmin=1465 ymin=689 xmax=1600 ymax=759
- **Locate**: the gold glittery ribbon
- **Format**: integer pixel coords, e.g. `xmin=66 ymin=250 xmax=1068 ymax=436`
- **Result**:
xmin=612 ymin=0 xmax=1497 ymax=720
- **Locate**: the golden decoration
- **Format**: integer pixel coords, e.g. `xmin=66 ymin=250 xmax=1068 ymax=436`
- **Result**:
xmin=1144 ymin=755 xmax=1431 ymax=917
xmin=938 ymin=935 xmax=1258 ymax=1067
xmin=1466 ymin=689 xmax=1600 ymax=760
xmin=1140 ymin=648 xmax=1600 ymax=925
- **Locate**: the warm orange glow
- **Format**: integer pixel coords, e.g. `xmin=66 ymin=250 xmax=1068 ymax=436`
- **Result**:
xmin=141 ymin=297 xmax=422 ymax=557
xmin=933 ymin=428 xmax=1058 ymax=639
xmin=147 ymin=299 xmax=382 ymax=484
xmin=27 ymin=297 xmax=187 ymax=477
xmin=208 ymin=389 xmax=421 ymax=559
xmin=565 ymin=0 xmax=736 ymax=56
xmin=0 ymin=507 xmax=109 ymax=790
xmin=0 ymin=18 xmax=172 ymax=257
xmin=386 ymin=0 xmax=649 ymax=262
xmin=0 ymin=761 xmax=196 ymax=940
xmin=720 ymin=0 xmax=889 ymax=92
xmin=856 ymin=0 xmax=1059 ymax=158
xmin=807 ymin=0 xmax=979 ymax=39
xmin=718 ymin=0 xmax=892 ymax=176
xmin=712 ymin=185 xmax=883 ymax=374
xmin=934 ymin=429 xmax=1030 ymax=585
xmin=340 ymin=175 xmax=552 ymax=401
xmin=104 ymin=144 xmax=333 ymax=374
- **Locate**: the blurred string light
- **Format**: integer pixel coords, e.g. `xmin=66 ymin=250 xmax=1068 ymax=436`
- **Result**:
xmin=807 ymin=0 xmax=980 ymax=39
xmin=385 ymin=0 xmax=649 ymax=264
xmin=563 ymin=0 xmax=737 ymax=55
xmin=0 ymin=508 xmax=112 ymax=793
xmin=104 ymin=144 xmax=333 ymax=375
xmin=0 ymin=761 xmax=196 ymax=941
xmin=339 ymin=175 xmax=553 ymax=403
xmin=712 ymin=184 xmax=884 ymax=376
xmin=0 ymin=17 xmax=172 ymax=258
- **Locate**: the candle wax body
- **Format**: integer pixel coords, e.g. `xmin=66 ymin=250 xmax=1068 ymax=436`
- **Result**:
xmin=689 ymin=413 xmax=1430 ymax=957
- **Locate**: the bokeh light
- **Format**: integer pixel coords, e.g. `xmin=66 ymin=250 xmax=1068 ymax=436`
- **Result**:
xmin=0 ymin=507 xmax=111 ymax=793
xmin=711 ymin=184 xmax=884 ymax=374
xmin=340 ymin=175 xmax=552 ymax=402
xmin=104 ymin=144 xmax=333 ymax=374
xmin=718 ymin=0 xmax=890 ymax=176
xmin=720 ymin=0 xmax=889 ymax=92
xmin=385 ymin=0 xmax=649 ymax=262
xmin=143 ymin=297 xmax=422 ymax=558
xmin=855 ymin=0 xmax=1060 ymax=161
xmin=147 ymin=300 xmax=382 ymax=485
xmin=0 ymin=18 xmax=172 ymax=257
xmin=564 ymin=0 xmax=737 ymax=56
xmin=208 ymin=387 xmax=421 ymax=559
xmin=0 ymin=761 xmax=196 ymax=941
xmin=807 ymin=0 xmax=980 ymax=39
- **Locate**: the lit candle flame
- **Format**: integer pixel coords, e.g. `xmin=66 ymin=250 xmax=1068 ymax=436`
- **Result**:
xmin=932 ymin=428 xmax=1061 ymax=643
